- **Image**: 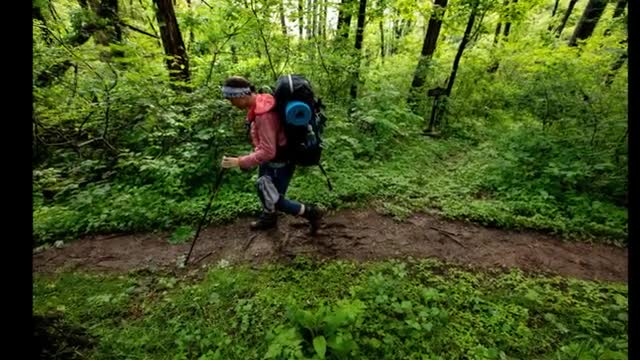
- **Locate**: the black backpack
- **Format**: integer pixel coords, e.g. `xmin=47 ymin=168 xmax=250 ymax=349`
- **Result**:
xmin=273 ymin=74 xmax=332 ymax=190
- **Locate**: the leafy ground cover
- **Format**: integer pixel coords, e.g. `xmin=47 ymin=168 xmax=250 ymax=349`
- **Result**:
xmin=33 ymin=258 xmax=628 ymax=359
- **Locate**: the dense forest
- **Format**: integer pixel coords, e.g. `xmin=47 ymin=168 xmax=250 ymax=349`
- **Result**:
xmin=33 ymin=0 xmax=627 ymax=244
xmin=33 ymin=1 xmax=628 ymax=358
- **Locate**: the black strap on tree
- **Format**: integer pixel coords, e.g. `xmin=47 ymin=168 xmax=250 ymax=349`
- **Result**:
xmin=184 ymin=168 xmax=227 ymax=266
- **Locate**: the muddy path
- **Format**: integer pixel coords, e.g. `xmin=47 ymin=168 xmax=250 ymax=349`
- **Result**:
xmin=33 ymin=209 xmax=628 ymax=283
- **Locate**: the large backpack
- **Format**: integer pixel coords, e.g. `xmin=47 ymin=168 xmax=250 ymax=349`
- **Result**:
xmin=272 ymin=74 xmax=332 ymax=190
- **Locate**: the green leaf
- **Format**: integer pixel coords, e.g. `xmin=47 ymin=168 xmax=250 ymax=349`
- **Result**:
xmin=617 ymin=312 xmax=628 ymax=322
xmin=313 ymin=336 xmax=327 ymax=359
xmin=169 ymin=225 xmax=195 ymax=245
xmin=263 ymin=343 xmax=282 ymax=359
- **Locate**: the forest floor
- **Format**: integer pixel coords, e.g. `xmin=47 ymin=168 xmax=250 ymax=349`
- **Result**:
xmin=33 ymin=208 xmax=627 ymax=283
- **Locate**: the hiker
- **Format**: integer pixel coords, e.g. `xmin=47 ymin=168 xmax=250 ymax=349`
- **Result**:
xmin=220 ymin=76 xmax=323 ymax=233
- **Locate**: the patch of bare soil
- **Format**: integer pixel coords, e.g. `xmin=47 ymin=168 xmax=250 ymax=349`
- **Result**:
xmin=33 ymin=209 xmax=627 ymax=282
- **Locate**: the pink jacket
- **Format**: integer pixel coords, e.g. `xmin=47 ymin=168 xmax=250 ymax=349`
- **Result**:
xmin=238 ymin=94 xmax=287 ymax=169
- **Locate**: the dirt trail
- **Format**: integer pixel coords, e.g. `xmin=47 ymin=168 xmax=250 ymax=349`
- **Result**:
xmin=33 ymin=209 xmax=627 ymax=282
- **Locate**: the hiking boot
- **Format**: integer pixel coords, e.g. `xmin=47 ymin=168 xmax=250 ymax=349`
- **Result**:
xmin=250 ymin=212 xmax=278 ymax=230
xmin=302 ymin=205 xmax=324 ymax=234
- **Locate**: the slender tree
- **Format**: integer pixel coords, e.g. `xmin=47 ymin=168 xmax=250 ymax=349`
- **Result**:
xmin=375 ymin=0 xmax=387 ymax=59
xmin=337 ymin=0 xmax=354 ymax=39
xmin=604 ymin=0 xmax=627 ymax=36
xmin=33 ymin=2 xmax=52 ymax=45
xmin=312 ymin=0 xmax=318 ymax=37
xmin=409 ymin=0 xmax=448 ymax=96
xmin=568 ymin=0 xmax=608 ymax=46
xmin=306 ymin=0 xmax=313 ymax=38
xmin=298 ymin=0 xmax=304 ymax=37
xmin=612 ymin=0 xmax=627 ymax=18
xmin=445 ymin=1 xmax=478 ymax=97
xmin=551 ymin=0 xmax=560 ymax=17
xmin=555 ymin=0 xmax=579 ymax=36
xmin=95 ymin=0 xmax=123 ymax=58
xmin=350 ymin=0 xmax=368 ymax=100
xmin=427 ymin=0 xmax=479 ymax=133
xmin=502 ymin=0 xmax=517 ymax=40
xmin=494 ymin=0 xmax=508 ymax=44
xmin=279 ymin=0 xmax=287 ymax=36
xmin=153 ymin=0 xmax=190 ymax=83
xmin=36 ymin=0 xmax=120 ymax=87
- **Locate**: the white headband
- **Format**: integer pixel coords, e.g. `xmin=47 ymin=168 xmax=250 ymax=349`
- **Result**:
xmin=221 ymin=86 xmax=251 ymax=98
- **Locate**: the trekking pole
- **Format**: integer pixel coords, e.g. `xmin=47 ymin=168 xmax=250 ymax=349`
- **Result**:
xmin=183 ymin=168 xmax=227 ymax=266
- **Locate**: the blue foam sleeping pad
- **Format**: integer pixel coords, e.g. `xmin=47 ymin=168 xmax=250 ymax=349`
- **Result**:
xmin=285 ymin=101 xmax=312 ymax=126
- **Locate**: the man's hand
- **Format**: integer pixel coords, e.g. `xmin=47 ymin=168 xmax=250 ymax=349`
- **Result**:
xmin=221 ymin=156 xmax=240 ymax=168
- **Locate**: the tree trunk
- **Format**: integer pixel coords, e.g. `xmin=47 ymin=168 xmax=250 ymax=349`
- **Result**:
xmin=379 ymin=19 xmax=385 ymax=60
xmin=568 ymin=0 xmax=608 ymax=46
xmin=503 ymin=0 xmax=517 ymax=40
xmin=187 ymin=0 xmax=195 ymax=50
xmin=306 ymin=0 xmax=313 ymax=38
xmin=36 ymin=61 xmax=74 ymax=87
xmin=298 ymin=0 xmax=304 ymax=37
xmin=494 ymin=0 xmax=508 ymax=44
xmin=603 ymin=5 xmax=627 ymax=85
xmin=378 ymin=0 xmax=386 ymax=60
xmin=32 ymin=4 xmax=52 ymax=44
xmin=410 ymin=0 xmax=448 ymax=93
xmin=445 ymin=1 xmax=478 ymax=98
xmin=153 ymin=0 xmax=190 ymax=84
xmin=403 ymin=19 xmax=413 ymax=37
xmin=321 ymin=0 xmax=327 ymax=38
xmin=604 ymin=50 xmax=627 ymax=86
xmin=612 ymin=0 xmax=627 ymax=19
xmin=354 ymin=0 xmax=367 ymax=52
xmin=95 ymin=0 xmax=123 ymax=59
xmin=390 ymin=18 xmax=401 ymax=54
xmin=555 ymin=0 xmax=579 ymax=36
xmin=548 ymin=0 xmax=560 ymax=30
xmin=394 ymin=19 xmax=401 ymax=40
xmin=551 ymin=0 xmax=560 ymax=17
xmin=316 ymin=0 xmax=321 ymax=37
xmin=390 ymin=17 xmax=412 ymax=55
xmin=298 ymin=0 xmax=304 ymax=39
xmin=350 ymin=0 xmax=367 ymax=100
xmin=35 ymin=0 xmax=100 ymax=87
xmin=337 ymin=0 xmax=353 ymax=39
xmin=503 ymin=21 xmax=511 ymax=39
xmin=604 ymin=0 xmax=627 ymax=36
xmin=279 ymin=0 xmax=287 ymax=36
xmin=231 ymin=45 xmax=238 ymax=64
xmin=427 ymin=0 xmax=478 ymax=132
xmin=494 ymin=22 xmax=502 ymax=44
xmin=312 ymin=0 xmax=318 ymax=37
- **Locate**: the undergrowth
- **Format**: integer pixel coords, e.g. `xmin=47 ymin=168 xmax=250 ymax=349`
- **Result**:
xmin=33 ymin=258 xmax=628 ymax=359
xmin=33 ymin=117 xmax=628 ymax=245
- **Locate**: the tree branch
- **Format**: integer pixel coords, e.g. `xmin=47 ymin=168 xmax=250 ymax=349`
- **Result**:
xmin=204 ymin=19 xmax=251 ymax=86
xmin=38 ymin=25 xmax=105 ymax=83
xmin=200 ymin=0 xmax=214 ymax=10
xmin=250 ymin=0 xmax=278 ymax=80
xmin=121 ymin=21 xmax=160 ymax=38
xmin=102 ymin=62 xmax=119 ymax=151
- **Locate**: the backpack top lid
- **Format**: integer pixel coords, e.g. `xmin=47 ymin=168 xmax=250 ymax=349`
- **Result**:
xmin=274 ymin=74 xmax=316 ymax=112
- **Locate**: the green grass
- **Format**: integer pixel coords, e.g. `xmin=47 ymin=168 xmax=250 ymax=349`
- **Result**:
xmin=33 ymin=258 xmax=628 ymax=359
xmin=33 ymin=124 xmax=627 ymax=245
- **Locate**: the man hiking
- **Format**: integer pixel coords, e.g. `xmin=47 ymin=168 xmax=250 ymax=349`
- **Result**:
xmin=220 ymin=76 xmax=323 ymax=233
